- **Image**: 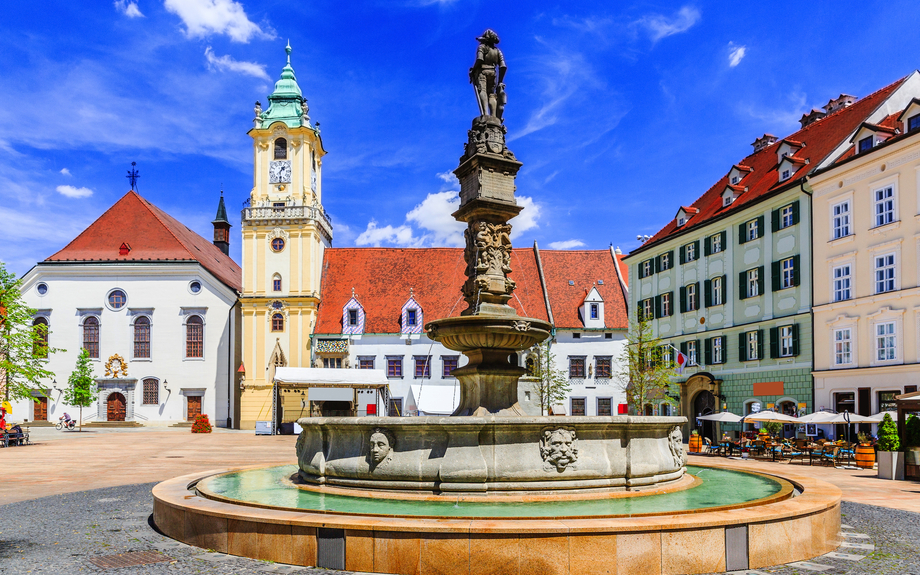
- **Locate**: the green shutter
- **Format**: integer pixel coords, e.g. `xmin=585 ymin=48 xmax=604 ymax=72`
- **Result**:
xmin=694 ymin=283 xmax=700 ymax=310
xmin=704 ymin=235 xmax=711 ymax=256
xmin=680 ymin=341 xmax=688 ymax=357
xmin=792 ymin=324 xmax=800 ymax=356
xmin=667 ymin=291 xmax=674 ymax=316
xmin=771 ymin=208 xmax=780 ymax=232
xmin=772 ymin=260 xmax=782 ymax=291
xmin=704 ymin=338 xmax=712 ymax=365
xmin=739 ymin=222 xmax=747 ymax=244
xmin=679 ymin=245 xmax=686 ymax=264
xmin=739 ymin=333 xmax=747 ymax=361
xmin=720 ymin=275 xmax=727 ymax=303
xmin=654 ymin=255 xmax=661 ymax=273
xmin=791 ymin=200 xmax=800 ymax=226
xmin=704 ymin=279 xmax=712 ymax=307
xmin=756 ymin=215 xmax=765 ymax=238
xmin=757 ymin=330 xmax=764 ymax=360
xmin=792 ymin=254 xmax=801 ymax=286
xmin=654 ymin=295 xmax=661 ymax=319
xmin=720 ymin=231 xmax=727 ymax=252
xmin=770 ymin=327 xmax=779 ymax=358
xmin=757 ymin=266 xmax=765 ymax=295
xmin=679 ymin=286 xmax=687 ymax=313
xmin=693 ymin=240 xmax=700 ymax=260
xmin=739 ymin=271 xmax=747 ymax=300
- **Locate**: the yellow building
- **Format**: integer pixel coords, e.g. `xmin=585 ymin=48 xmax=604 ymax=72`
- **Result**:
xmin=810 ymin=79 xmax=920 ymax=430
xmin=239 ymin=44 xmax=332 ymax=429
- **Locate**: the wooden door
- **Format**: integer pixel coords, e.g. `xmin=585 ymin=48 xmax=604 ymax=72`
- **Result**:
xmin=187 ymin=396 xmax=202 ymax=421
xmin=34 ymin=396 xmax=48 ymax=421
xmin=107 ymin=393 xmax=126 ymax=421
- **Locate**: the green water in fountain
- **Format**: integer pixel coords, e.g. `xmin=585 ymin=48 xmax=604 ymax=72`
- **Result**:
xmin=198 ymin=465 xmax=784 ymax=518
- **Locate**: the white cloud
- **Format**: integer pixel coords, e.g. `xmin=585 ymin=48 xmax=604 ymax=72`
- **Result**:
xmin=548 ymin=239 xmax=586 ymax=250
xmin=114 ymin=1 xmax=144 ymax=18
xmin=60 ymin=168 xmax=71 ymax=176
xmin=511 ymin=196 xmax=540 ymax=239
xmin=405 ymin=191 xmax=465 ymax=247
xmin=636 ymin=6 xmax=701 ymax=42
xmin=355 ymin=221 xmax=421 ymax=247
xmin=163 ymin=0 xmax=274 ymax=43
xmin=728 ymin=44 xmax=747 ymax=67
xmin=436 ymin=170 xmax=456 ymax=184
xmin=204 ymin=47 xmax=270 ymax=80
xmin=56 ymin=185 xmax=93 ymax=198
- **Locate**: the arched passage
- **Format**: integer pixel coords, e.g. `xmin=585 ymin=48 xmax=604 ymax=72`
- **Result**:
xmin=107 ymin=392 xmax=126 ymax=422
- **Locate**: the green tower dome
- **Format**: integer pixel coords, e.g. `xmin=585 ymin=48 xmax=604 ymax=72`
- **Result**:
xmin=258 ymin=42 xmax=311 ymax=129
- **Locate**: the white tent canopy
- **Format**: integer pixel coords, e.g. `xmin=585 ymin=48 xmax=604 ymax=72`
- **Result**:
xmin=697 ymin=412 xmax=742 ymax=423
xmin=407 ymin=385 xmax=459 ymax=416
xmin=274 ymin=367 xmax=388 ymax=387
xmin=797 ymin=411 xmax=838 ymax=423
xmin=819 ymin=412 xmax=872 ymax=424
xmin=867 ymin=411 xmax=898 ymax=422
xmin=743 ymin=410 xmax=799 ymax=423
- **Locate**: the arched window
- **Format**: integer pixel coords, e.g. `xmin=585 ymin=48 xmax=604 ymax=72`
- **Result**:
xmin=186 ymin=315 xmax=203 ymax=358
xmin=274 ymin=138 xmax=287 ymax=159
xmin=525 ymin=356 xmax=536 ymax=377
xmin=272 ymin=274 xmax=282 ymax=292
xmin=32 ymin=317 xmax=49 ymax=358
xmin=271 ymin=313 xmax=284 ymax=332
xmin=644 ymin=404 xmax=654 ymax=416
xmin=83 ymin=317 xmax=99 ymax=358
xmin=143 ymin=377 xmax=159 ymax=405
xmin=134 ymin=317 xmax=150 ymax=358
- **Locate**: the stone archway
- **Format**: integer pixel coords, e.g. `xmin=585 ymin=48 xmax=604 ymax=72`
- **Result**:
xmin=679 ymin=372 xmax=721 ymax=441
xmin=693 ymin=390 xmax=716 ymax=441
xmin=107 ymin=393 xmax=126 ymax=422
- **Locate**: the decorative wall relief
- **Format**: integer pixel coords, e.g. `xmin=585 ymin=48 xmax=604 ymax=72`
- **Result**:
xmin=462 ymin=220 xmax=515 ymax=303
xmin=668 ymin=426 xmax=685 ymax=467
xmin=104 ymin=354 xmax=128 ymax=378
xmin=540 ymin=428 xmax=578 ymax=472
xmin=368 ymin=427 xmax=395 ymax=471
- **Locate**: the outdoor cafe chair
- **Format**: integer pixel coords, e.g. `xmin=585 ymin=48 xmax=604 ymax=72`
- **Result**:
xmin=821 ymin=446 xmax=841 ymax=466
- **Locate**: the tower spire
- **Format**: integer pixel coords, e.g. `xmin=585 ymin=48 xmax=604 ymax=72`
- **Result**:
xmin=212 ymin=189 xmax=231 ymax=256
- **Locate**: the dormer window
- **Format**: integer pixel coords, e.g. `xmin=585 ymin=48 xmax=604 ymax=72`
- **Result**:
xmin=274 ymin=138 xmax=287 ymax=159
xmin=590 ymin=303 xmax=599 ymax=319
xmin=781 ymin=169 xmax=790 ymax=181
xmin=730 ymin=175 xmax=740 ymax=185
xmin=406 ymin=309 xmax=417 ymax=326
xmin=348 ymin=309 xmax=358 ymax=326
xmin=580 ymin=287 xmax=604 ymax=328
xmin=724 ymin=196 xmax=733 ymax=207
xmin=858 ymin=136 xmax=873 ymax=153
xmin=677 ymin=217 xmax=686 ymax=226
xmin=401 ymin=294 xmax=424 ymax=335
xmin=342 ymin=293 xmax=366 ymax=335
xmin=909 ymin=115 xmax=920 ymax=133
xmin=674 ymin=206 xmax=697 ymax=227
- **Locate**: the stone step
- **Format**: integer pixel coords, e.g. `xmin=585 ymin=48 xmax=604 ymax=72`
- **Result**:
xmin=169 ymin=422 xmax=193 ymax=428
xmin=20 ymin=421 xmax=56 ymax=427
xmin=82 ymin=421 xmax=145 ymax=428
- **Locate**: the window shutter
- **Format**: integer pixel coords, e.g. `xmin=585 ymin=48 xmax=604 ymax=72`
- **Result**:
xmin=720 ymin=231 xmax=727 ymax=251
xmin=654 ymin=295 xmax=661 ymax=319
xmin=772 ymin=260 xmax=781 ymax=291
xmin=791 ymin=200 xmax=800 ymax=225
xmin=693 ymin=240 xmax=700 ymax=260
xmin=771 ymin=208 xmax=780 ymax=232
xmin=756 ymin=215 xmax=765 ymax=238
xmin=704 ymin=338 xmax=712 ymax=365
xmin=638 ymin=264 xmax=645 ymax=280
xmin=757 ymin=266 xmax=765 ymax=295
xmin=720 ymin=275 xmax=727 ymax=303
xmin=757 ymin=330 xmax=764 ymax=360
xmin=704 ymin=279 xmax=712 ymax=307
xmin=667 ymin=291 xmax=674 ymax=316
xmin=792 ymin=254 xmax=801 ymax=286
xmin=679 ymin=286 xmax=687 ymax=313
xmin=792 ymin=324 xmax=800 ymax=356
xmin=738 ymin=333 xmax=747 ymax=361
xmin=695 ymin=340 xmax=701 ymax=364
xmin=770 ymin=327 xmax=779 ymax=358
xmin=694 ymin=283 xmax=700 ymax=310
xmin=704 ymin=235 xmax=711 ymax=256
xmin=655 ymin=255 xmax=661 ymax=273
xmin=739 ymin=271 xmax=747 ymax=300
xmin=679 ymin=245 xmax=686 ymax=264
xmin=680 ymin=341 xmax=688 ymax=357
xmin=739 ymin=222 xmax=747 ymax=244
xmin=666 ymin=251 xmax=674 ymax=268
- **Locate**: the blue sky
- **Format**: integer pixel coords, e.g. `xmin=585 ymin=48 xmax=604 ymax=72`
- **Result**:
xmin=3 ymin=0 xmax=920 ymax=276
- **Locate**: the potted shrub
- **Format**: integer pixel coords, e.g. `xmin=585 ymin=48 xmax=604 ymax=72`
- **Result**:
xmin=191 ymin=414 xmax=212 ymax=434
xmin=877 ymin=413 xmax=903 ymax=480
xmin=757 ymin=427 xmax=771 ymax=442
xmin=854 ymin=432 xmax=875 ymax=469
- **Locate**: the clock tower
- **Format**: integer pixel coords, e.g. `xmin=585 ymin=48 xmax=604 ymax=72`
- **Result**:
xmin=239 ymin=43 xmax=332 ymax=429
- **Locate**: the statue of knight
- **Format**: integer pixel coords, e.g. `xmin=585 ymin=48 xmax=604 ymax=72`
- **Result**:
xmin=470 ymin=29 xmax=507 ymax=120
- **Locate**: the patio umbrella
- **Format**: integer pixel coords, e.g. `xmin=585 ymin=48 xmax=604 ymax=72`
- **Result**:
xmin=866 ymin=411 xmax=898 ymax=422
xmin=820 ymin=412 xmax=872 ymax=424
xmin=743 ymin=410 xmax=799 ymax=423
xmin=697 ymin=412 xmax=742 ymax=423
xmin=797 ymin=411 xmax=837 ymax=423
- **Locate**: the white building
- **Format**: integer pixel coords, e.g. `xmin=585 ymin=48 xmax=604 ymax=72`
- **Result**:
xmin=13 ymin=190 xmax=242 ymax=427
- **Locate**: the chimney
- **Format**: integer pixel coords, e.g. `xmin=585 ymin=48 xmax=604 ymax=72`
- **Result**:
xmin=212 ymin=190 xmax=231 ymax=256
xmin=799 ymin=108 xmax=827 ymax=128
xmin=823 ymin=94 xmax=858 ymax=115
xmin=751 ymin=134 xmax=778 ymax=153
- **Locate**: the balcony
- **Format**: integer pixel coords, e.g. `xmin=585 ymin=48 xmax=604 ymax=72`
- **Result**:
xmin=242 ymin=204 xmax=333 ymax=241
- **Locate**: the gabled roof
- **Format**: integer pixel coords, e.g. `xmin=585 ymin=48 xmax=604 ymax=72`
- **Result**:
xmin=628 ymin=76 xmax=906 ymax=257
xmin=537 ymin=250 xmax=627 ymax=329
xmin=45 ymin=190 xmax=242 ymax=291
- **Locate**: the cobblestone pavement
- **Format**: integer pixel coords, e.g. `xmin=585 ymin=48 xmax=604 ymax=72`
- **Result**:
xmin=2 ymin=483 xmax=919 ymax=575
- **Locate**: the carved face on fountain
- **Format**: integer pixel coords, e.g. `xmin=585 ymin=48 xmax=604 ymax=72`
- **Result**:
xmin=541 ymin=428 xmax=578 ymax=472
xmin=369 ymin=428 xmax=395 ymax=468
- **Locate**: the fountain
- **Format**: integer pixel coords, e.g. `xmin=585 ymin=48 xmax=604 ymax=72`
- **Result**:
xmin=153 ymin=31 xmax=842 ymax=575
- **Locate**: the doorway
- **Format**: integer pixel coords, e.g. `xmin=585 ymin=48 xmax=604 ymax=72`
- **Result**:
xmin=693 ymin=391 xmax=715 ymax=441
xmin=107 ymin=393 xmax=126 ymax=422
xmin=34 ymin=396 xmax=48 ymax=421
xmin=186 ymin=396 xmax=202 ymax=421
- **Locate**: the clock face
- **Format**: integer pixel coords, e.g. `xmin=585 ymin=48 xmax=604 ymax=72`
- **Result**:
xmin=269 ymin=160 xmax=292 ymax=184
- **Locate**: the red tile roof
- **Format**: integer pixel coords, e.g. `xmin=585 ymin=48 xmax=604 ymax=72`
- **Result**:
xmin=538 ymin=250 xmax=628 ymax=329
xmin=46 ymin=190 xmax=242 ymax=291
xmin=629 ymin=76 xmax=906 ymax=256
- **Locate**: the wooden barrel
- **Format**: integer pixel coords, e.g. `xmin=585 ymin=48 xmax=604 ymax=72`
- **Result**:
xmin=855 ymin=444 xmax=876 ymax=469
xmin=689 ymin=434 xmax=703 ymax=453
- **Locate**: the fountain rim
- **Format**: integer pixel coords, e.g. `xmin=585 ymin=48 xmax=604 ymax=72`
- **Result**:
xmin=294 ymin=415 xmax=689 ymax=426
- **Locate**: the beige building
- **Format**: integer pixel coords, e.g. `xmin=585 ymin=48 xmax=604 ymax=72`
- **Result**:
xmin=239 ymin=45 xmax=331 ymax=429
xmin=810 ymin=89 xmax=920 ymax=431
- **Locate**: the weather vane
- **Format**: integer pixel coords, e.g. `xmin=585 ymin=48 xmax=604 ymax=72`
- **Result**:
xmin=127 ymin=162 xmax=139 ymax=190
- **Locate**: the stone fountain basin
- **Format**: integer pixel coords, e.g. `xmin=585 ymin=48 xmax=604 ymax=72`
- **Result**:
xmin=296 ymin=415 xmax=687 ymax=494
xmin=425 ymin=315 xmax=552 ymax=353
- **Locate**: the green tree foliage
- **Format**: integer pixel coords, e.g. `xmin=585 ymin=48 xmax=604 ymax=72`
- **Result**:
xmin=906 ymin=414 xmax=920 ymax=448
xmin=877 ymin=412 xmax=900 ymax=452
xmin=0 ymin=262 xmax=62 ymax=401
xmin=614 ymin=318 xmax=677 ymax=415
xmin=63 ymin=348 xmax=96 ymax=430
xmin=529 ymin=341 xmax=571 ymax=416
xmin=763 ymin=421 xmax=783 ymax=438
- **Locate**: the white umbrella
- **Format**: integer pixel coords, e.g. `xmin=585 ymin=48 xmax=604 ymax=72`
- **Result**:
xmin=866 ymin=411 xmax=898 ymax=422
xmin=697 ymin=412 xmax=742 ymax=423
xmin=820 ymin=412 xmax=872 ymax=424
xmin=743 ymin=410 xmax=799 ymax=423
xmin=797 ymin=411 xmax=837 ymax=423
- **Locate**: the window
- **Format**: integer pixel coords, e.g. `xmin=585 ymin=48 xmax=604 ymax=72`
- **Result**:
xmin=739 ymin=330 xmax=763 ymax=361
xmin=781 ymin=169 xmax=791 ymax=181
xmin=414 ymin=356 xmax=431 ymax=379
xmin=388 ymin=398 xmax=403 ymax=416
xmin=640 ymin=259 xmax=653 ymax=278
xmin=876 ymin=322 xmax=896 ymax=361
xmin=271 ymin=313 xmax=284 ymax=332
xmin=832 ymin=200 xmax=851 ymax=239
xmin=747 ymin=268 xmax=760 ymax=297
xmin=909 ymin=115 xmax=920 ymax=133
xmin=571 ymin=398 xmax=586 ymax=416
xmin=779 ymin=325 xmax=794 ymax=357
xmin=834 ymin=329 xmax=851 ymax=365
xmin=108 ymin=289 xmax=126 ymax=310
xmin=640 ymin=298 xmax=653 ymax=321
xmin=605 ymin=333 xmax=612 ymax=339
xmin=878 ymin=391 xmax=899 ymax=412
xmin=186 ymin=315 xmax=203 ymax=358
xmin=677 ymin=217 xmax=686 ymax=226
xmin=858 ymin=136 xmax=873 ymax=153
xmin=32 ymin=317 xmax=48 ymax=358
xmin=569 ymin=357 xmax=585 ymax=379
xmin=781 ymin=257 xmax=795 ymax=289
xmin=590 ymin=303 xmax=599 ymax=320
xmin=272 ymin=274 xmax=282 ymax=292
xmin=686 ymin=340 xmax=698 ymax=365
xmin=573 ymin=333 xmax=581 ymax=339
xmin=875 ymin=254 xmax=896 ymax=294
xmin=348 ymin=309 xmax=359 ymax=326
xmin=738 ymin=217 xmax=764 ymax=244
xmin=143 ymin=378 xmax=158 ymax=405
xmin=711 ymin=276 xmax=723 ymax=306
xmin=660 ymin=346 xmax=673 ymax=366
xmin=134 ymin=317 xmax=150 ymax=358
xmin=833 ymin=265 xmax=851 ymax=302
xmin=442 ymin=356 xmax=459 ymax=378
xmin=323 ymin=357 xmax=342 ymax=369
xmin=780 ymin=205 xmax=794 ymax=228
xmin=657 ymin=252 xmax=672 ymax=271
xmin=271 ymin=238 xmax=285 ymax=252
xmin=406 ymin=309 xmax=417 ymax=326
xmin=358 ymin=356 xmax=375 ymax=369
xmin=687 ymin=283 xmax=697 ymax=311
xmin=660 ymin=403 xmax=673 ymax=416
xmin=684 ymin=242 xmax=696 ymax=262
xmin=730 ymin=175 xmax=740 ymax=185
xmin=874 ymin=186 xmax=895 ymax=227
xmin=659 ymin=292 xmax=672 ymax=317
xmin=724 ymin=196 xmax=733 ymax=207
xmin=711 ymin=336 xmax=724 ymax=365
xmin=709 ymin=232 xmax=723 ymax=254
xmin=36 ymin=282 xmax=48 ymax=295
xmin=747 ymin=331 xmax=759 ymax=360
xmin=597 ymin=398 xmax=612 ymax=416
xmin=595 ymin=357 xmax=612 ymax=379
xmin=83 ymin=317 xmax=99 ymax=359
xmin=274 ymin=138 xmax=287 ymax=159
xmin=387 ymin=357 xmax=403 ymax=378
xmin=747 ymin=219 xmax=759 ymax=241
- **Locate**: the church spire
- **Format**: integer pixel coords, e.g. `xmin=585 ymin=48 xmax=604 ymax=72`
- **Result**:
xmin=212 ymin=189 xmax=231 ymax=256
xmin=256 ymin=43 xmax=311 ymax=130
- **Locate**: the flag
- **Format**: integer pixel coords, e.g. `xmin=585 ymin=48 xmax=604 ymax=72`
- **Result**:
xmin=675 ymin=350 xmax=688 ymax=374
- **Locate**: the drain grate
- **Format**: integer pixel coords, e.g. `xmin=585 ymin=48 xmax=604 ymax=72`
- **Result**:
xmin=87 ymin=551 xmax=173 ymax=569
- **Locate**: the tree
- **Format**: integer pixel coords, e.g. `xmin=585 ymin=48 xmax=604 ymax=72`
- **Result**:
xmin=529 ymin=341 xmax=571 ymax=416
xmin=877 ymin=412 xmax=900 ymax=452
xmin=63 ymin=348 xmax=96 ymax=431
xmin=614 ymin=318 xmax=678 ymax=415
xmin=0 ymin=261 xmax=62 ymax=402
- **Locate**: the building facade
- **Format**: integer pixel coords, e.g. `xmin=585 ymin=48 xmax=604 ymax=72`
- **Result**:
xmin=14 ymin=191 xmax=241 ymax=427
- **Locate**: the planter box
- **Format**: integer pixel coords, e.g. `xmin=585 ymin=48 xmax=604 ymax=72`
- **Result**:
xmin=877 ymin=451 xmax=904 ymax=480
